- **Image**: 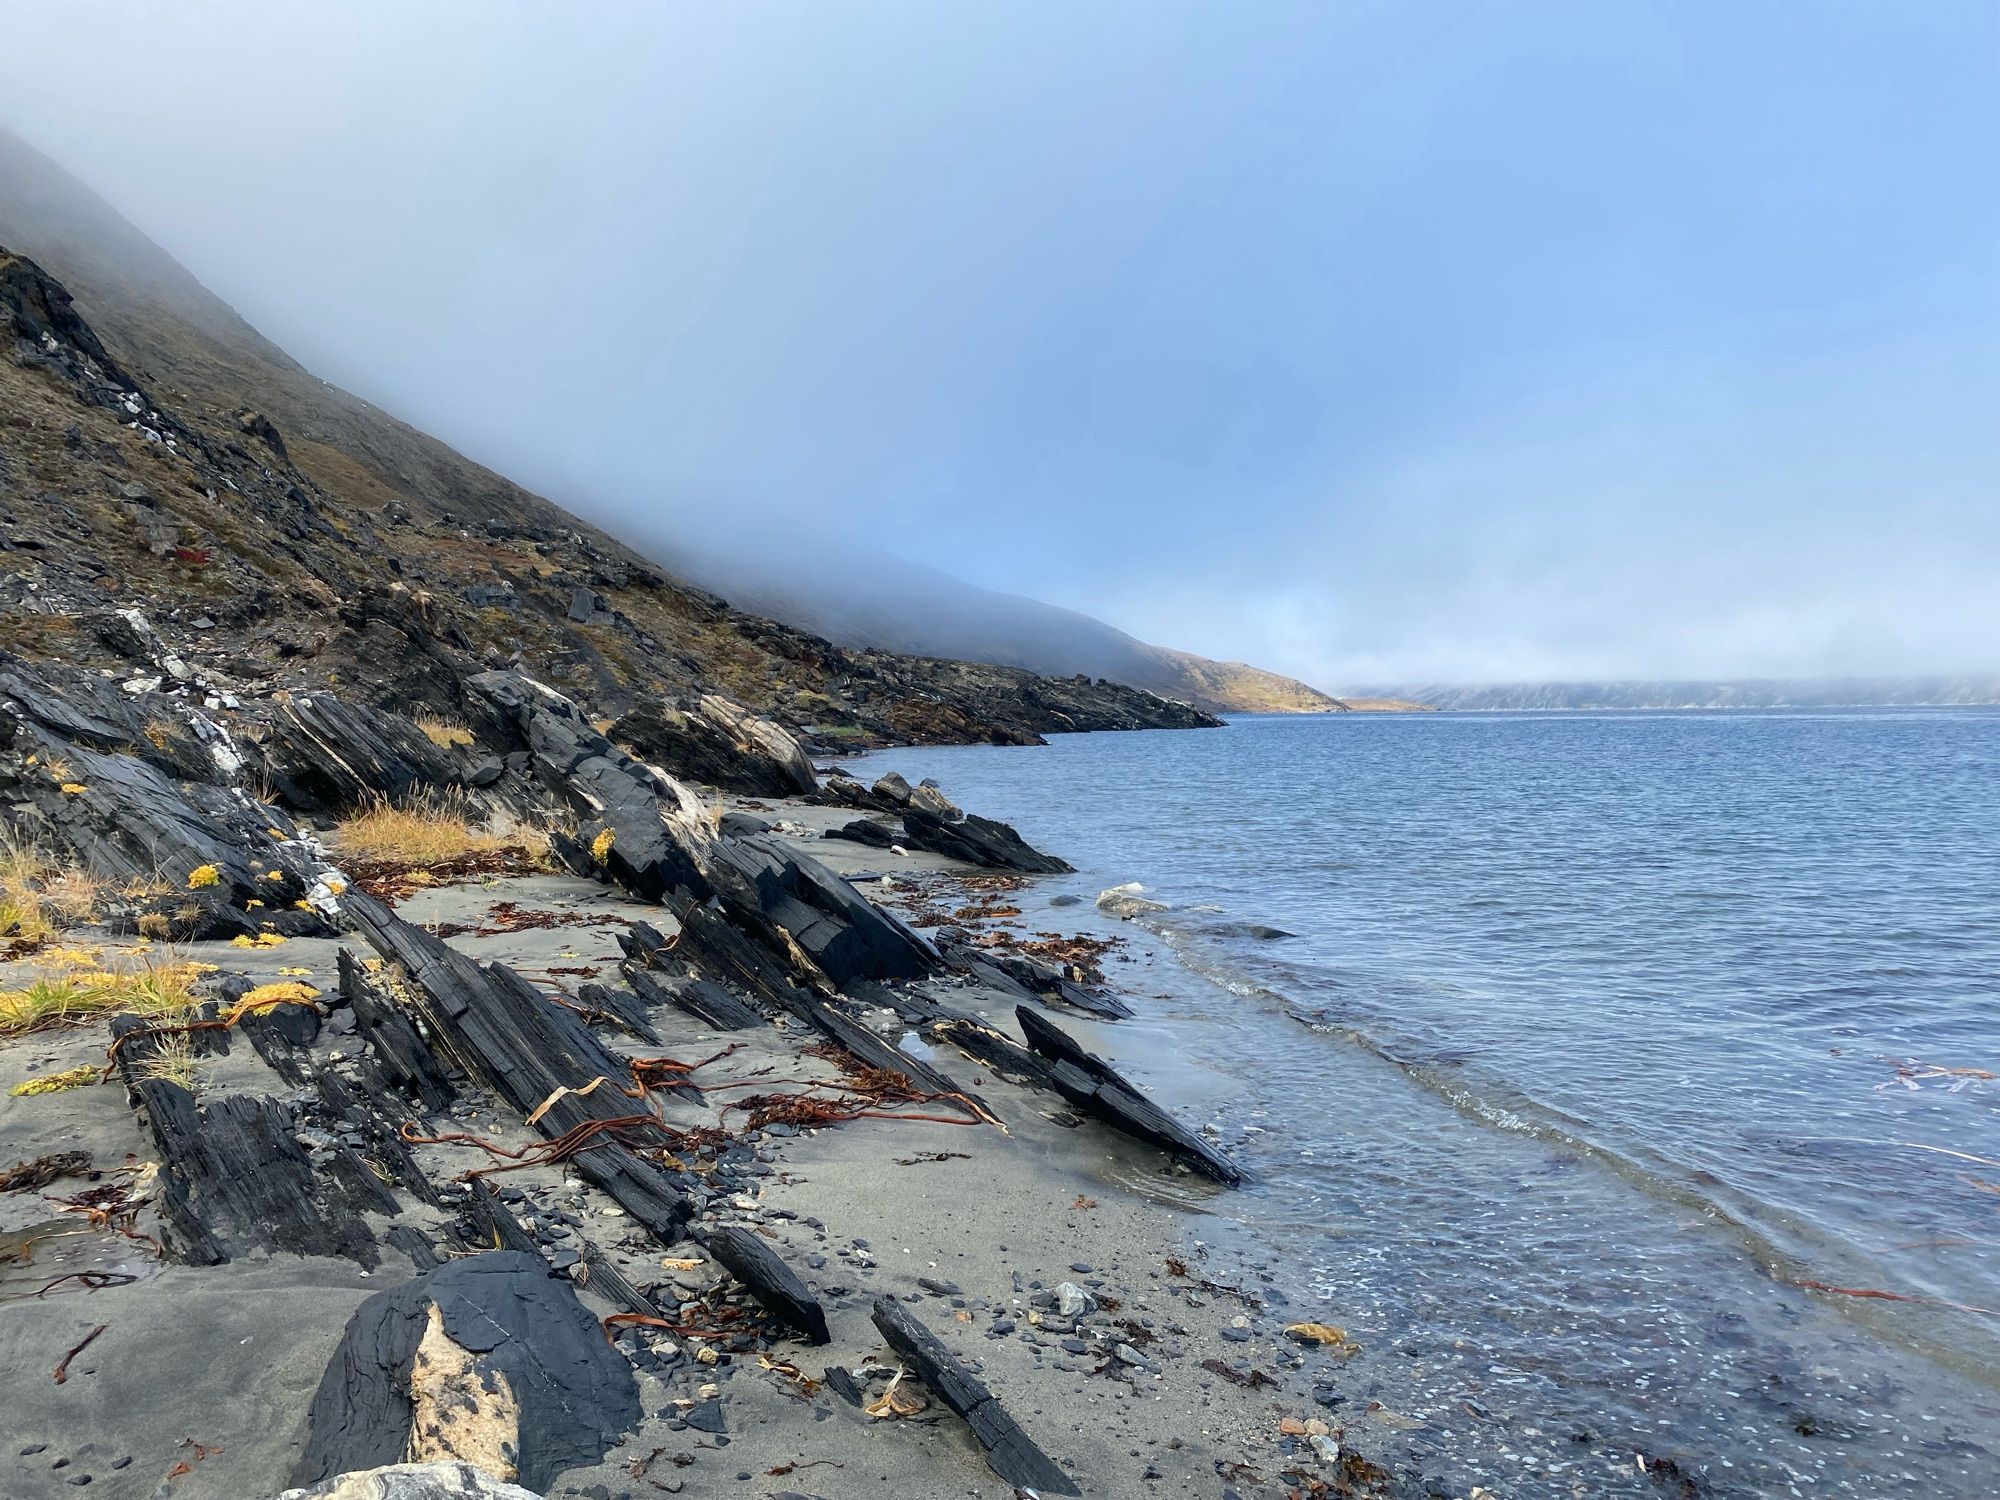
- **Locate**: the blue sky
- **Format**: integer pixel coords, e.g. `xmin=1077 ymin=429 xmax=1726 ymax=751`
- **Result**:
xmin=7 ymin=1 xmax=1996 ymax=685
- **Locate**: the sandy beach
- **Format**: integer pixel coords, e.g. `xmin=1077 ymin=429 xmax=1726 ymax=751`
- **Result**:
xmin=2 ymin=793 xmax=1364 ymax=1500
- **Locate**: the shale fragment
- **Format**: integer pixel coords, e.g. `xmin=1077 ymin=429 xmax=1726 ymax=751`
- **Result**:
xmin=871 ymin=1293 xmax=1080 ymax=1495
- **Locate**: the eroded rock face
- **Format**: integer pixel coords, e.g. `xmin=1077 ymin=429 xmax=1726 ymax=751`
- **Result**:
xmin=468 ymin=669 xmax=718 ymax=905
xmin=261 ymin=691 xmax=465 ymax=813
xmin=609 ymin=694 xmax=816 ymax=797
xmin=274 ymin=1460 xmax=543 ymax=1500
xmin=705 ymin=831 xmax=939 ymax=987
xmin=0 ymin=653 xmax=330 ymax=924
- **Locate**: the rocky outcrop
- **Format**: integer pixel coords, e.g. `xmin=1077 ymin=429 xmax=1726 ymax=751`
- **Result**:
xmin=1014 ymin=1006 xmax=1243 ymax=1184
xmin=115 ymin=1064 xmax=389 ymax=1267
xmin=260 ymin=691 xmax=465 ymax=813
xmin=342 ymin=891 xmax=695 ymax=1243
xmin=468 ymin=670 xmax=716 ymax=904
xmin=0 ymin=654 xmax=331 ymax=928
xmin=705 ymin=830 xmax=940 ymax=988
xmin=291 ymin=1253 xmax=638 ymax=1495
xmin=814 ymin=773 xmax=1071 ymax=872
xmin=900 ymin=803 xmax=1072 ymax=873
xmin=609 ymin=693 xmax=816 ymax=796
xmin=932 ymin=930 xmax=1132 ymax=1019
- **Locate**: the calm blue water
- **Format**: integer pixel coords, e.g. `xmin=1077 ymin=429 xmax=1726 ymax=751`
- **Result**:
xmin=851 ymin=710 xmax=2000 ymax=1497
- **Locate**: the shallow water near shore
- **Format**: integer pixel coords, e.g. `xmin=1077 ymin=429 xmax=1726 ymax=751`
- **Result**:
xmin=850 ymin=709 xmax=2000 ymax=1496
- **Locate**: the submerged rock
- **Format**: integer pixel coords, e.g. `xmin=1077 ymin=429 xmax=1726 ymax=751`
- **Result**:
xmin=1096 ymin=882 xmax=1168 ymax=919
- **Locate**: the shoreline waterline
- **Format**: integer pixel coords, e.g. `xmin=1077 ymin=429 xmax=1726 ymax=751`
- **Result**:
xmin=846 ymin=708 xmax=2000 ymax=1496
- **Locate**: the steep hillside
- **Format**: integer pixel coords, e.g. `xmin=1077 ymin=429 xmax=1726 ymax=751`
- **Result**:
xmin=0 ymin=129 xmax=1215 ymax=746
xmin=0 ymin=126 xmax=1319 ymax=720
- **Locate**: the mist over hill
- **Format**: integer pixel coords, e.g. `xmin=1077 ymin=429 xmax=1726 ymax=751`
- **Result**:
xmin=1362 ymin=676 xmax=2000 ymax=711
xmin=0 ymin=124 xmax=1335 ymax=718
xmin=0 ymin=124 xmax=1221 ymax=744
xmin=653 ymin=533 xmax=1344 ymax=716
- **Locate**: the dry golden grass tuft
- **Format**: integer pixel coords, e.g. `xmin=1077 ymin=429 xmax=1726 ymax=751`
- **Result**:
xmin=2 ymin=843 xmax=109 ymax=944
xmin=129 ymin=1031 xmax=200 ymax=1090
xmin=414 ymin=713 xmax=476 ymax=750
xmin=334 ymin=793 xmax=551 ymax=870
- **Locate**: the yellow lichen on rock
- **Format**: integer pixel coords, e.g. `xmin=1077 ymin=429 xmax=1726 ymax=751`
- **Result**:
xmin=238 ymin=980 xmax=318 ymax=1012
xmin=591 ymin=827 xmax=616 ymax=863
xmin=187 ymin=864 xmax=221 ymax=889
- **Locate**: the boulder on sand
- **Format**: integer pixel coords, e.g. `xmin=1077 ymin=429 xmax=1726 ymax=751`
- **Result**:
xmin=291 ymin=1252 xmax=638 ymax=1495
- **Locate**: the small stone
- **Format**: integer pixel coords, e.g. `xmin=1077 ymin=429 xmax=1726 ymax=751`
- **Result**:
xmin=1055 ymin=1281 xmax=1095 ymax=1319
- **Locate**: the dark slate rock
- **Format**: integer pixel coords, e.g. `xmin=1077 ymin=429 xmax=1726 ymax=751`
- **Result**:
xmin=704 ymin=832 xmax=937 ymax=987
xmin=694 ymin=1225 xmax=831 ymax=1344
xmin=259 ymin=691 xmax=463 ymax=813
xmin=932 ymin=933 xmax=1132 ymax=1020
xmin=1014 ymin=1007 xmax=1242 ymax=1184
xmin=682 ymin=1399 xmax=726 ymax=1434
xmin=338 ymin=949 xmax=458 ymax=1112
xmin=0 ymin=678 xmax=316 ymax=905
xmin=574 ymin=980 xmax=663 ymax=1045
xmin=871 ymin=771 xmax=914 ymax=806
xmin=622 ymin=963 xmax=763 ymax=1033
xmin=290 ymin=1251 xmax=639 ymax=1493
xmin=871 ymin=1295 xmax=1078 ymax=1495
xmin=901 ymin=805 xmax=1072 ymax=874
xmin=804 ymin=776 xmax=898 ymax=812
xmin=112 ymin=1060 xmax=384 ymax=1267
xmin=609 ymin=696 xmax=816 ymax=798
xmin=343 ymin=892 xmax=692 ymax=1241
xmin=824 ymin=817 xmax=897 ymax=850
